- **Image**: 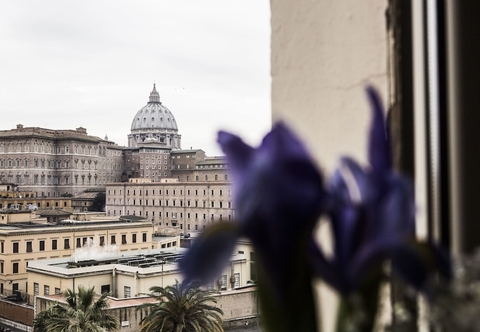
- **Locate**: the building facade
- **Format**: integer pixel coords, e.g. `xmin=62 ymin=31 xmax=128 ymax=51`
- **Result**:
xmin=0 ymin=218 xmax=155 ymax=299
xmin=28 ymin=238 xmax=255 ymax=303
xmin=34 ymin=285 xmax=259 ymax=332
xmin=106 ymin=176 xmax=234 ymax=232
xmin=0 ymin=125 xmax=125 ymax=197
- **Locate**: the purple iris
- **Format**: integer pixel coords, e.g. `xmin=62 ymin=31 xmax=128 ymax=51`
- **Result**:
xmin=179 ymin=122 xmax=325 ymax=301
xmin=310 ymin=87 xmax=451 ymax=294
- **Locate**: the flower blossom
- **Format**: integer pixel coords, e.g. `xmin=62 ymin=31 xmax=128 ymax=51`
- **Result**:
xmin=179 ymin=122 xmax=325 ymax=330
xmin=310 ymin=86 xmax=451 ymax=294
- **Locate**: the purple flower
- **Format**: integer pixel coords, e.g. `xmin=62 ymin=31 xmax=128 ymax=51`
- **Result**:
xmin=180 ymin=122 xmax=325 ymax=301
xmin=310 ymin=87 xmax=451 ymax=294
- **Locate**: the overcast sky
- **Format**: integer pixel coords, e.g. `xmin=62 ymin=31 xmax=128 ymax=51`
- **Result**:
xmin=0 ymin=1 xmax=271 ymax=156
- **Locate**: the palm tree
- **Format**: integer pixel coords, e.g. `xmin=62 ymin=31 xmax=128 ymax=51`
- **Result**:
xmin=33 ymin=285 xmax=119 ymax=332
xmin=138 ymin=280 xmax=224 ymax=332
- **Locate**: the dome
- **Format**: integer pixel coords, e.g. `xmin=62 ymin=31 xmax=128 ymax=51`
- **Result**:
xmin=130 ymin=84 xmax=178 ymax=132
xmin=128 ymin=84 xmax=182 ymax=149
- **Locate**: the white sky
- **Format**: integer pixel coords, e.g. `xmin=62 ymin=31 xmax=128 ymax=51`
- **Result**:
xmin=0 ymin=1 xmax=271 ymax=156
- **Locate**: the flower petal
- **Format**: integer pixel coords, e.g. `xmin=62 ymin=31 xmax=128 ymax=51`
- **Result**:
xmin=366 ymin=86 xmax=391 ymax=173
xmin=217 ymin=131 xmax=254 ymax=188
xmin=373 ymin=174 xmax=415 ymax=238
xmin=331 ymin=157 xmax=372 ymax=204
xmin=179 ymin=222 xmax=239 ymax=285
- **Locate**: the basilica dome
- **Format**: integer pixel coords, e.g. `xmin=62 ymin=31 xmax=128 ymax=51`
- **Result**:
xmin=128 ymin=84 xmax=181 ymax=149
xmin=130 ymin=84 xmax=178 ymax=131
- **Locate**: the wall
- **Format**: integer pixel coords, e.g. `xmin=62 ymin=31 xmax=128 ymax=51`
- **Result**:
xmin=270 ymin=1 xmax=389 ymax=331
xmin=0 ymin=299 xmax=33 ymax=328
xmin=271 ymin=0 xmax=388 ymax=172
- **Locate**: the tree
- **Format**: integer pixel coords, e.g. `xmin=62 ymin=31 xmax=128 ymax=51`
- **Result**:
xmin=89 ymin=192 xmax=106 ymax=211
xmin=138 ymin=280 xmax=224 ymax=332
xmin=33 ymin=286 xmax=118 ymax=332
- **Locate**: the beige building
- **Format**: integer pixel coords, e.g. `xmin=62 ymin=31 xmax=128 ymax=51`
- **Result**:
xmin=27 ymin=239 xmax=254 ymax=303
xmin=106 ymin=177 xmax=234 ymax=232
xmin=0 ymin=183 xmax=74 ymax=211
xmin=35 ymin=285 xmax=259 ymax=332
xmin=0 ymin=218 xmax=154 ymax=299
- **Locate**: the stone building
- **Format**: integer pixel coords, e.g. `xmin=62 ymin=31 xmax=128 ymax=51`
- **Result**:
xmin=126 ymin=84 xmax=181 ymax=181
xmin=0 ymin=125 xmax=125 ymax=198
xmin=104 ymin=84 xmax=233 ymax=231
xmin=0 ymin=84 xmax=230 ymax=198
xmin=106 ymin=177 xmax=234 ymax=233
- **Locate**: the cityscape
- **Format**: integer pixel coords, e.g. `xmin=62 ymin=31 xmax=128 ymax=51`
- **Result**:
xmin=0 ymin=85 xmax=259 ymax=331
xmin=1 ymin=1 xmax=458 ymax=332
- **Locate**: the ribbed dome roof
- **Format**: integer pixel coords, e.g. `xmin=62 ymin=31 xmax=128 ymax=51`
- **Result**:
xmin=130 ymin=84 xmax=178 ymax=132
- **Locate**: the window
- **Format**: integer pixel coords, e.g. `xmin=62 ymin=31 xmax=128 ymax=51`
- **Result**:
xmin=34 ymin=283 xmax=39 ymax=296
xmin=132 ymin=234 xmax=137 ymax=243
xmin=44 ymin=285 xmax=49 ymax=295
xmin=0 ymin=262 xmax=3 ymax=273
xmin=234 ymin=273 xmax=240 ymax=288
xmin=52 ymin=239 xmax=57 ymax=250
xmin=13 ymin=242 xmax=19 ymax=253
xmin=100 ymin=236 xmax=105 ymax=246
xmin=111 ymin=235 xmax=116 ymax=245
xmin=39 ymin=240 xmax=45 ymax=251
xmin=55 ymin=288 xmax=61 ymax=294
xmin=12 ymin=262 xmax=19 ymax=274
xmin=0 ymin=242 xmax=3 ymax=253
xmin=64 ymin=239 xmax=70 ymax=249
xmin=142 ymin=233 xmax=147 ymax=242
xmin=101 ymin=285 xmax=110 ymax=294
xmin=219 ymin=274 xmax=227 ymax=290
xmin=26 ymin=241 xmax=32 ymax=253
xmin=124 ymin=286 xmax=131 ymax=298
xmin=122 ymin=235 xmax=127 ymax=244
xmin=76 ymin=238 xmax=81 ymax=248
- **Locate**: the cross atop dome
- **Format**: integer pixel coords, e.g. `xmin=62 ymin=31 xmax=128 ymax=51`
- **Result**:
xmin=149 ymin=83 xmax=160 ymax=103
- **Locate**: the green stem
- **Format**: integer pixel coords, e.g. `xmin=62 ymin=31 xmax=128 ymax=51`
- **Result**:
xmin=335 ymin=281 xmax=383 ymax=332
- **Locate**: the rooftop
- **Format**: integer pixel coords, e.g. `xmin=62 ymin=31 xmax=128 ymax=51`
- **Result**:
xmin=0 ymin=219 xmax=151 ymax=233
xmin=26 ymin=247 xmax=247 ymax=279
